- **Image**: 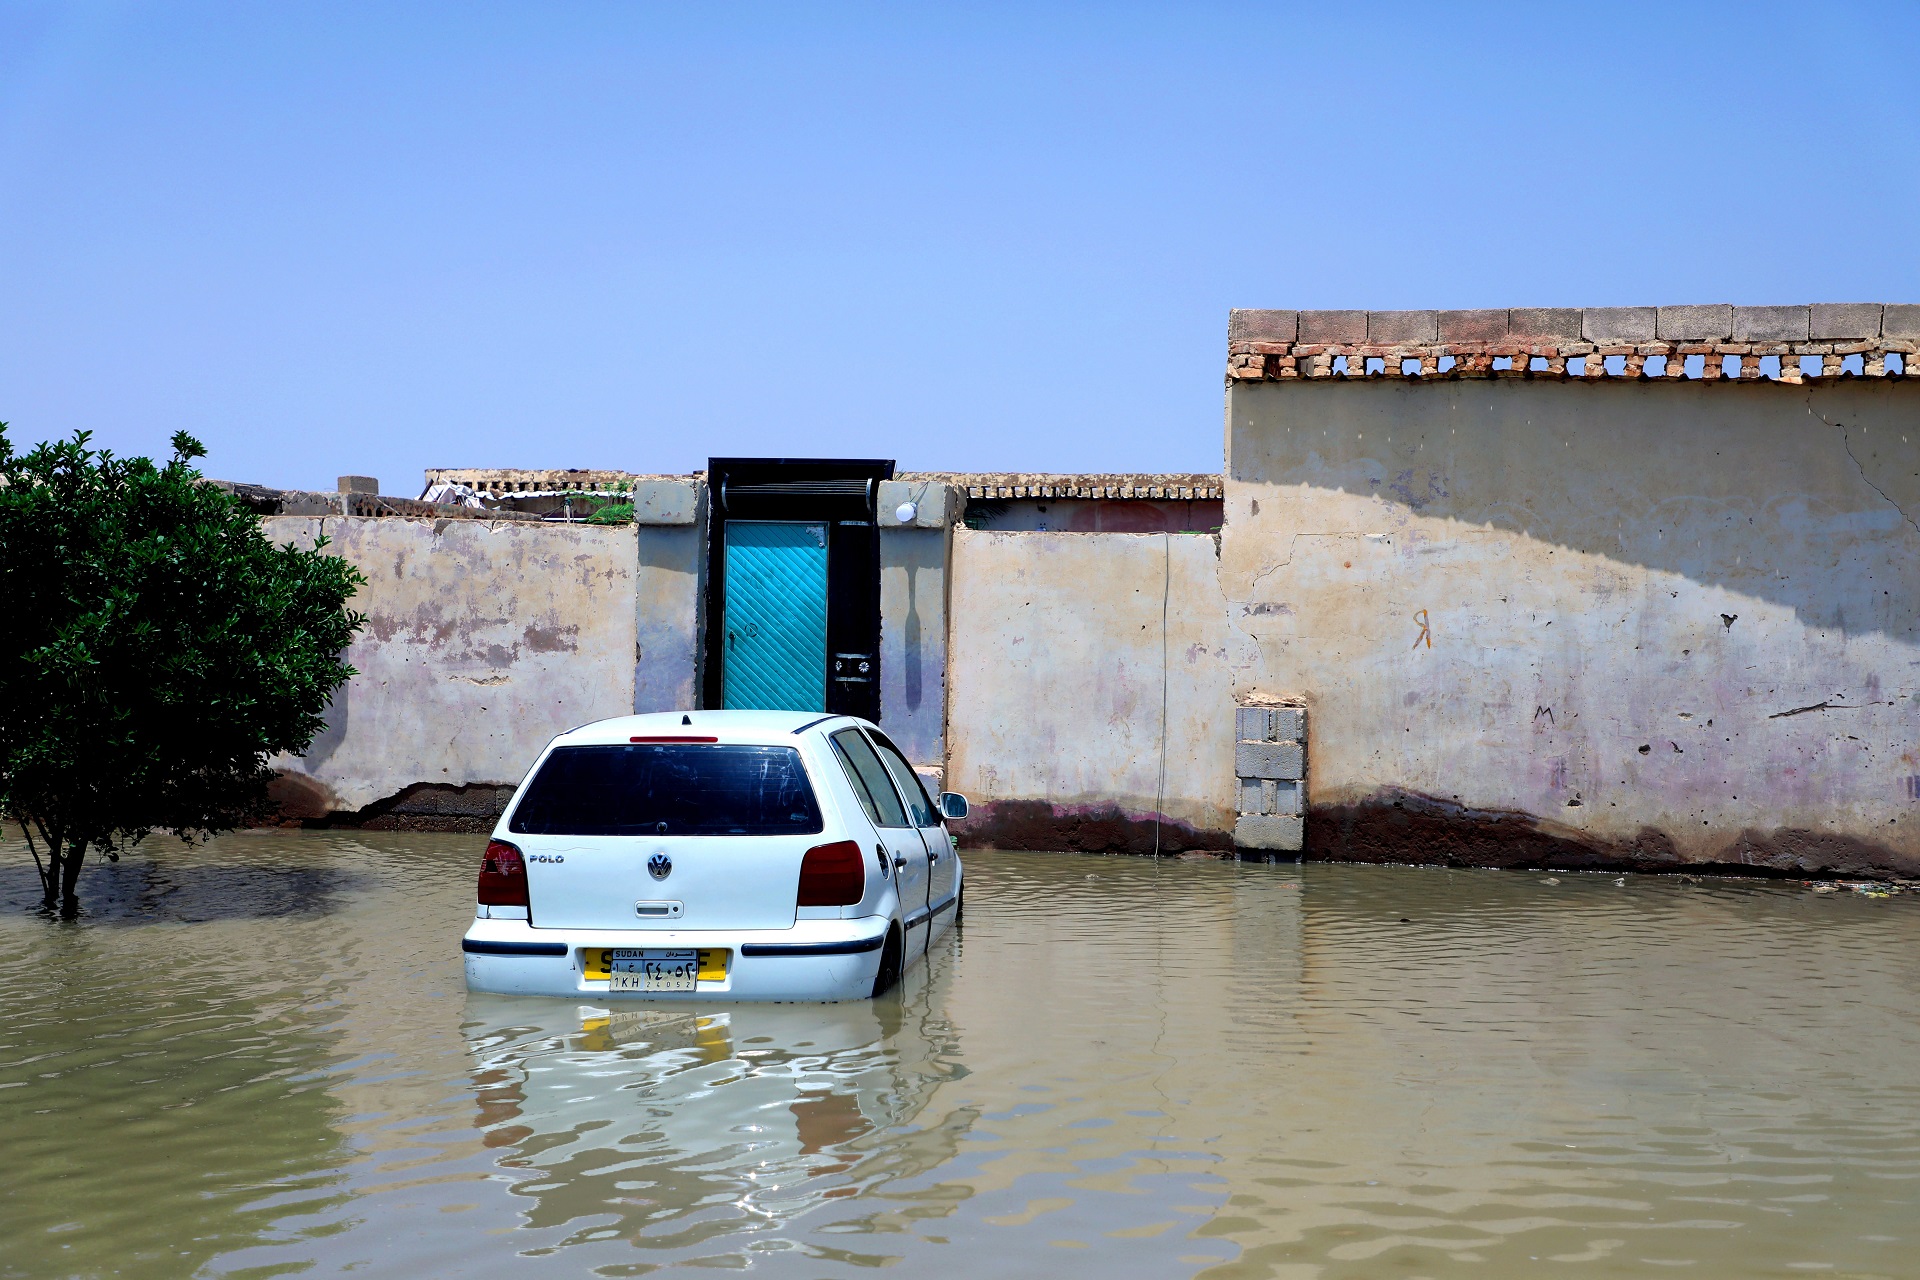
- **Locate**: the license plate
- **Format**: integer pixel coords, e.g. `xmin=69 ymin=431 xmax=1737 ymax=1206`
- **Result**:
xmin=608 ymin=949 xmax=698 ymax=992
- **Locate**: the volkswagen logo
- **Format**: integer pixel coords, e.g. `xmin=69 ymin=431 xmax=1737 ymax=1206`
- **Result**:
xmin=647 ymin=852 xmax=672 ymax=881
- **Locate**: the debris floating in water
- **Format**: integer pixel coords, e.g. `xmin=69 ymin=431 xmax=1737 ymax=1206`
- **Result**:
xmin=1805 ymin=880 xmax=1904 ymax=898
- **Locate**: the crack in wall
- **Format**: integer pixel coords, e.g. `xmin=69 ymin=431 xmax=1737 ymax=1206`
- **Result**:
xmin=1245 ymin=532 xmax=1364 ymax=595
xmin=1810 ymin=397 xmax=1920 ymax=538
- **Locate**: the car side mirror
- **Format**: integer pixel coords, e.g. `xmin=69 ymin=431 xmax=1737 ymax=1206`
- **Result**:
xmin=937 ymin=792 xmax=969 ymax=820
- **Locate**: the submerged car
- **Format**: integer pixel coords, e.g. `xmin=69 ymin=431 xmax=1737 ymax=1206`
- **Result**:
xmin=461 ymin=710 xmax=967 ymax=1002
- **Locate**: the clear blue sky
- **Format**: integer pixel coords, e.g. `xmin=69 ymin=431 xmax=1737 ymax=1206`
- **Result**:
xmin=3 ymin=3 xmax=1915 ymax=494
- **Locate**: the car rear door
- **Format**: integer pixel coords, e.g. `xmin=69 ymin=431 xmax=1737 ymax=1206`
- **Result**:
xmin=827 ymin=727 xmax=928 ymax=951
xmin=864 ymin=729 xmax=955 ymax=932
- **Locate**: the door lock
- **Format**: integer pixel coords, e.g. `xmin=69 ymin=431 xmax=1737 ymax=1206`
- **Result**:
xmin=833 ymin=653 xmax=875 ymax=683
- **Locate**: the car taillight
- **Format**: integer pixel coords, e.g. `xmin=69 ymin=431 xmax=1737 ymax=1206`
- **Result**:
xmin=477 ymin=839 xmax=529 ymax=906
xmin=797 ymin=839 xmax=865 ymax=907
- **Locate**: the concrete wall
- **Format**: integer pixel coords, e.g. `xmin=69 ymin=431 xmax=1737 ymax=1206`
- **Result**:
xmin=877 ymin=526 xmax=950 ymax=766
xmin=944 ymin=528 xmax=1238 ymax=851
xmin=633 ymin=522 xmax=703 ymax=714
xmin=265 ymin=516 xmax=639 ymax=826
xmin=1223 ymin=377 xmax=1920 ymax=877
xmin=631 ymin=478 xmax=705 ymax=714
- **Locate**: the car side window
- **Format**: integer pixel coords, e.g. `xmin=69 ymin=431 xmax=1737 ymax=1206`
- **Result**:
xmin=866 ymin=730 xmax=938 ymax=828
xmin=830 ymin=728 xmax=909 ymax=828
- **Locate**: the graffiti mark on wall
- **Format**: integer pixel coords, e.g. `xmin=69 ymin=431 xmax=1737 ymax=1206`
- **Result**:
xmin=1411 ymin=609 xmax=1432 ymax=650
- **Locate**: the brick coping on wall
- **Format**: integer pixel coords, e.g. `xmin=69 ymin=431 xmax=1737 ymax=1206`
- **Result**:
xmin=902 ymin=472 xmax=1222 ymax=501
xmin=422 ymin=469 xmax=1226 ymax=503
xmin=1228 ymin=305 xmax=1917 ymax=384
xmin=421 ymin=469 xmax=687 ymax=497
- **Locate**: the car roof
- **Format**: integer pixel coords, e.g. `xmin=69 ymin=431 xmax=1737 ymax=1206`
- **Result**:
xmin=555 ymin=709 xmax=866 ymax=746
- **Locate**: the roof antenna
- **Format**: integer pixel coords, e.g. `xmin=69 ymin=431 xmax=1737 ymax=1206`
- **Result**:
xmin=682 ymin=714 xmax=692 ymax=725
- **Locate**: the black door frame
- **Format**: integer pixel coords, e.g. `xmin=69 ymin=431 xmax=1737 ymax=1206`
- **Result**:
xmin=703 ymin=457 xmax=894 ymax=719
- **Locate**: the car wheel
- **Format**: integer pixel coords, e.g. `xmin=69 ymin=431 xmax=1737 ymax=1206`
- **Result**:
xmin=953 ymin=884 xmax=963 ymax=926
xmin=870 ymin=926 xmax=903 ymax=998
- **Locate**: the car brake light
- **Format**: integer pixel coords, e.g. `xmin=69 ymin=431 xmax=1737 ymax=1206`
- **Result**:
xmin=797 ymin=839 xmax=865 ymax=906
xmin=478 ymin=839 xmax=529 ymax=906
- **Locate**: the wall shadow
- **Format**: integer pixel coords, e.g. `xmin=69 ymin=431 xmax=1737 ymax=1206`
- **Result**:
xmin=1228 ymin=378 xmax=1920 ymax=639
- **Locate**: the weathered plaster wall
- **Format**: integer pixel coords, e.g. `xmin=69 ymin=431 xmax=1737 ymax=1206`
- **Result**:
xmin=263 ymin=516 xmax=638 ymax=824
xmin=944 ymin=528 xmax=1237 ymax=851
xmin=1224 ymin=377 xmax=1920 ymax=876
xmin=633 ymin=523 xmax=703 ymax=714
xmin=878 ymin=526 xmax=950 ymax=766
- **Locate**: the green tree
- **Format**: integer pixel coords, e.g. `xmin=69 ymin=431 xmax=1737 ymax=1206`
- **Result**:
xmin=0 ymin=426 xmax=365 ymax=915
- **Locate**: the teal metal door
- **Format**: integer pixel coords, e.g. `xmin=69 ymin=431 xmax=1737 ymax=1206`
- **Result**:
xmin=722 ymin=521 xmax=829 ymax=711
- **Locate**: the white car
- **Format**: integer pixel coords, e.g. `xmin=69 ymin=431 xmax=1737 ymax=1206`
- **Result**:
xmin=461 ymin=710 xmax=966 ymax=1002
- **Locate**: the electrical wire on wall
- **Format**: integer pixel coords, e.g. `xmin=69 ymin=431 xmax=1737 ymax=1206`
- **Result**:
xmin=1153 ymin=531 xmax=1169 ymax=858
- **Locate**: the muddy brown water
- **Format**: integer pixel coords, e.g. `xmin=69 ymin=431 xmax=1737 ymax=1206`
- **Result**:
xmin=3 ymin=833 xmax=1918 ymax=1279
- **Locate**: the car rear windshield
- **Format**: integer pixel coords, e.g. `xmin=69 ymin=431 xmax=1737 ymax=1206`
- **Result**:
xmin=508 ymin=744 xmax=822 ymax=837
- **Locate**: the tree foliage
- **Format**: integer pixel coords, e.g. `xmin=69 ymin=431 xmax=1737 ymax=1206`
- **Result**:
xmin=0 ymin=426 xmax=366 ymax=914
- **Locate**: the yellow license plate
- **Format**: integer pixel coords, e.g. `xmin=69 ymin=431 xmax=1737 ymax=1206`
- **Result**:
xmin=584 ymin=948 xmax=728 ymax=983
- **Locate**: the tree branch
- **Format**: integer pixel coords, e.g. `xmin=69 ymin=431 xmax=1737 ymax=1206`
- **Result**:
xmin=18 ymin=817 xmax=52 ymax=901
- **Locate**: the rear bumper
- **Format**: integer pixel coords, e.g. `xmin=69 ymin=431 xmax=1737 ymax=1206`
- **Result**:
xmin=461 ymin=916 xmax=895 ymax=1002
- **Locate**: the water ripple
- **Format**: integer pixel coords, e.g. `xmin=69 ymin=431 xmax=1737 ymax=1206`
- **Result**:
xmin=1 ymin=837 xmax=1917 ymax=1277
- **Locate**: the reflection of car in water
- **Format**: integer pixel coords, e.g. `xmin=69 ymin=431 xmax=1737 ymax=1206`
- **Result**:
xmin=463 ymin=710 xmax=968 ymax=1002
xmin=461 ymin=955 xmax=972 ymax=1253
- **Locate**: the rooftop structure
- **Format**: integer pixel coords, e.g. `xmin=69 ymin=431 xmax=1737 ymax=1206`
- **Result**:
xmin=1228 ymin=303 xmax=1916 ymax=382
xmin=422 ymin=468 xmax=1223 ymax=503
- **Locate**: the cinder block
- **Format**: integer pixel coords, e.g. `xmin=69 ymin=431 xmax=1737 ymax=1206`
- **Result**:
xmin=1368 ymin=310 xmax=1438 ymax=344
xmin=1236 ymin=741 xmax=1304 ymax=780
xmin=1436 ymin=309 xmax=1507 ymax=343
xmin=1656 ymin=304 xmax=1733 ymax=341
xmin=1271 ymin=707 xmax=1304 ymax=742
xmin=1884 ymin=304 xmax=1920 ymax=341
xmin=1228 ymin=309 xmax=1298 ymax=344
xmin=1299 ymin=310 xmax=1369 ymax=344
xmin=1732 ymin=305 xmax=1808 ymax=342
xmin=1583 ymin=307 xmax=1656 ymax=343
xmin=876 ymin=479 xmax=916 ymax=526
xmin=1235 ymin=814 xmax=1303 ymax=852
xmin=1235 ymin=706 xmax=1273 ymax=743
xmin=631 ymin=478 xmax=700 ymax=525
xmin=876 ymin=480 xmax=954 ymax=529
xmin=338 ymin=475 xmax=379 ymax=495
xmin=1237 ymin=777 xmax=1266 ymax=815
xmin=1274 ymin=775 xmax=1305 ymax=817
xmin=1809 ymin=303 xmax=1883 ymax=341
xmin=919 ymin=485 xmax=955 ymax=528
xmin=1508 ymin=308 xmax=1582 ymax=341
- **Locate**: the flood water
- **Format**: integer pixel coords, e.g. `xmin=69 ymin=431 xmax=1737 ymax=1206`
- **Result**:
xmin=3 ymin=833 xmax=1919 ymax=1279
